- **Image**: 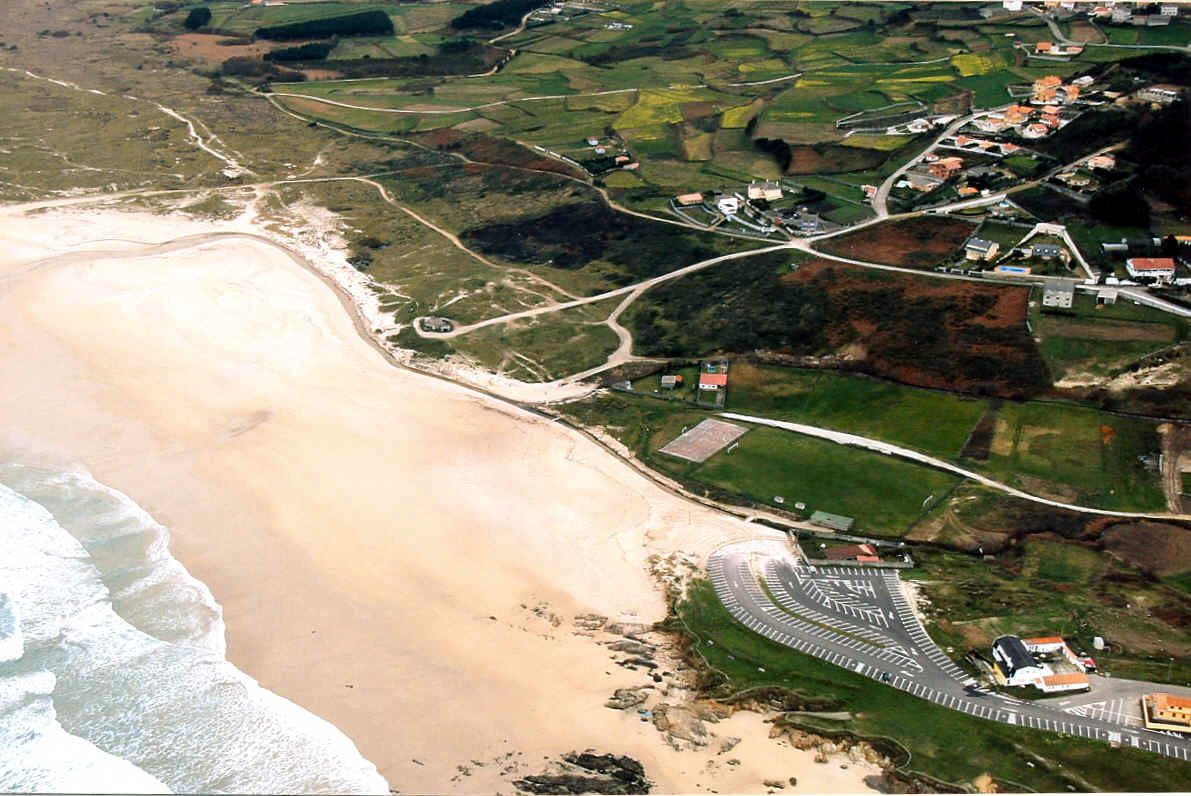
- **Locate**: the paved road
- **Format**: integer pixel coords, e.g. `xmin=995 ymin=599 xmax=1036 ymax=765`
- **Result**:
xmin=709 ymin=540 xmax=1191 ymax=762
xmin=871 ymin=107 xmax=1005 ymax=218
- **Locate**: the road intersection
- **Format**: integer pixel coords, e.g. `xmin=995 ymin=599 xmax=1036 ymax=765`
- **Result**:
xmin=708 ymin=540 xmax=1191 ymax=762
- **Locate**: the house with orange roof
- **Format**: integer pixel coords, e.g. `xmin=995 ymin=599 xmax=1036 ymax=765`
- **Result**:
xmin=1033 ymin=87 xmax=1059 ymax=103
xmin=1004 ymin=106 xmax=1031 ymax=124
xmin=1127 ymin=257 xmax=1177 ymax=283
xmin=928 ymin=156 xmax=964 ymax=180
xmin=1143 ymin=693 xmax=1191 ymax=732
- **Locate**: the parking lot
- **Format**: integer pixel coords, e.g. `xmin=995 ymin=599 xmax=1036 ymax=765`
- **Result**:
xmin=708 ymin=539 xmax=1191 ymax=762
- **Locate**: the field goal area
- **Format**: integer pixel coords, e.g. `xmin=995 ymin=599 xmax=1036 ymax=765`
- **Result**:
xmin=660 ymin=419 xmax=747 ymax=463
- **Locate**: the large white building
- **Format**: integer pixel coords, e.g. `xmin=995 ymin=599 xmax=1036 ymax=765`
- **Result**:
xmin=747 ymin=180 xmax=783 ymax=202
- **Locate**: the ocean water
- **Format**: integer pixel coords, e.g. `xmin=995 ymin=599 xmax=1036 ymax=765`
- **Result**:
xmin=0 ymin=464 xmax=389 ymax=794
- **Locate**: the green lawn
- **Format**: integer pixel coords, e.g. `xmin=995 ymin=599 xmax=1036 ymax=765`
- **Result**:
xmin=678 ymin=579 xmax=1191 ymax=792
xmin=972 ymin=220 xmax=1029 ymax=251
xmin=690 ymin=426 xmax=960 ymax=535
xmin=724 ymin=363 xmax=987 ymax=459
xmin=1022 ymin=538 xmax=1101 ymax=584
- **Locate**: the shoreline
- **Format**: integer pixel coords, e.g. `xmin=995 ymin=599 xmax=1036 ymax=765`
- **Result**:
xmin=0 ymin=204 xmax=880 ymax=794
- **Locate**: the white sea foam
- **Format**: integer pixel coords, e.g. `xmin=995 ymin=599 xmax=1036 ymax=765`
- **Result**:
xmin=0 ymin=468 xmax=389 ymax=794
xmin=0 ymin=589 xmax=168 ymax=793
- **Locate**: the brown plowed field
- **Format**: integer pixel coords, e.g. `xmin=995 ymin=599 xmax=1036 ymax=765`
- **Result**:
xmin=414 ymin=129 xmax=585 ymax=179
xmin=1102 ymin=521 xmax=1191 ymax=578
xmin=815 ymin=216 xmax=975 ymax=269
xmin=782 ymin=258 xmax=1048 ymax=397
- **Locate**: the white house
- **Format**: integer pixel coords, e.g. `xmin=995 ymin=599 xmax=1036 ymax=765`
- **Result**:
xmin=992 ymin=636 xmax=1047 ymax=687
xmin=993 ymin=635 xmax=1090 ymax=693
xmin=716 ymin=196 xmax=740 ymax=216
xmin=1137 ymin=84 xmax=1181 ymax=104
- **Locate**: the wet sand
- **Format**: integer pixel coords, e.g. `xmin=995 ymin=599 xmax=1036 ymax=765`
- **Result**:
xmin=0 ymin=205 xmax=878 ymax=794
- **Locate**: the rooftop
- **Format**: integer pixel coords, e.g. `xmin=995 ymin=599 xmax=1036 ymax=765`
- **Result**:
xmin=1129 ymin=257 xmax=1176 ymax=271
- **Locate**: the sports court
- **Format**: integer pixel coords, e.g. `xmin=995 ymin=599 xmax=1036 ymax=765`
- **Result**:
xmin=660 ymin=419 xmax=747 ymax=463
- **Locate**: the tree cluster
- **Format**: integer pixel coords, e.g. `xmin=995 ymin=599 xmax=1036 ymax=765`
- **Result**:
xmin=254 ymin=10 xmax=393 ymax=40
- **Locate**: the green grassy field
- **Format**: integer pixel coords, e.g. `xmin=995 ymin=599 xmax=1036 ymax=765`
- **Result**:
xmin=723 ymin=363 xmax=987 ymax=459
xmin=689 ymin=426 xmax=960 ymax=535
xmin=1030 ymin=292 xmax=1187 ymax=383
xmin=561 ymin=388 xmax=960 ymax=534
xmin=269 ymin=1 xmax=1159 ymax=209
xmin=678 ymin=579 xmax=1191 ymax=792
xmin=983 ymin=401 xmax=1165 ymax=511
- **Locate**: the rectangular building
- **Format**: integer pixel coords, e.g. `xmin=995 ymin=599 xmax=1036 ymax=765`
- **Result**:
xmin=1042 ymin=279 xmax=1077 ymax=309
xmin=1142 ymin=693 xmax=1191 ymax=733
xmin=810 ymin=511 xmax=855 ymax=532
xmin=1126 ymin=257 xmax=1176 ymax=282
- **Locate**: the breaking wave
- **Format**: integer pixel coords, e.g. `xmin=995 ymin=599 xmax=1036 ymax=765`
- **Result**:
xmin=0 ymin=465 xmax=388 ymax=794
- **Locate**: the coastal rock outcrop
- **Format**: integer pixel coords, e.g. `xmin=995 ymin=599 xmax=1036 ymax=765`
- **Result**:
xmin=514 ymin=751 xmax=649 ymax=795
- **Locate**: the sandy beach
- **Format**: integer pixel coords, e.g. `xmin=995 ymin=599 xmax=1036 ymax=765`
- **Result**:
xmin=0 ymin=205 xmax=878 ymax=794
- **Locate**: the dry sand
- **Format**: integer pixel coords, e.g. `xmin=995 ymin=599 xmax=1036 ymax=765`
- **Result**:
xmin=0 ymin=205 xmax=879 ymax=794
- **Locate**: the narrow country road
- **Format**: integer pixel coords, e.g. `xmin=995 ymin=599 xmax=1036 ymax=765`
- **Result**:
xmin=871 ymin=105 xmax=1006 ymax=218
xmin=415 ymin=243 xmax=791 ymax=339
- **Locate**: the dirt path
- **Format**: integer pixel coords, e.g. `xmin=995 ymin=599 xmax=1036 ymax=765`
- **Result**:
xmin=1161 ymin=424 xmax=1189 ymax=513
xmin=415 ymin=242 xmax=790 ymax=339
xmin=269 ymin=86 xmax=647 ymax=116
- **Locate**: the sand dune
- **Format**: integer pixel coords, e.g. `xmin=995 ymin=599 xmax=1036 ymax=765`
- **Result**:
xmin=0 ymin=205 xmax=877 ymax=794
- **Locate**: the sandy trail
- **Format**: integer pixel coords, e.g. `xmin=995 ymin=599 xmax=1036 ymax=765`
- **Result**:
xmin=0 ymin=206 xmax=878 ymax=795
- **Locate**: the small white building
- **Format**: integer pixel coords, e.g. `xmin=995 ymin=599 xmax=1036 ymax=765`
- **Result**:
xmin=993 ymin=636 xmax=1090 ymax=693
xmin=716 ymin=196 xmax=740 ymax=216
xmin=1003 ymin=0 xmax=1023 ymax=10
